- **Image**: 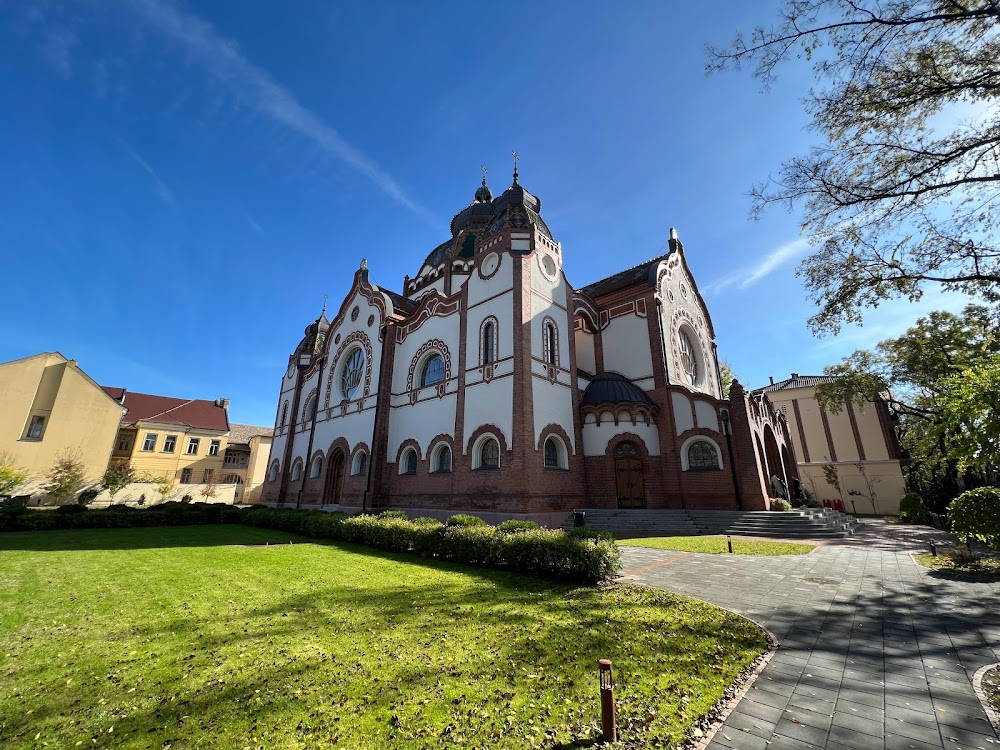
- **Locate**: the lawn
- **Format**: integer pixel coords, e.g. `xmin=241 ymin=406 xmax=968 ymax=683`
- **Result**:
xmin=914 ymin=551 xmax=1000 ymax=581
xmin=0 ymin=525 xmax=765 ymax=749
xmin=617 ymin=535 xmax=815 ymax=555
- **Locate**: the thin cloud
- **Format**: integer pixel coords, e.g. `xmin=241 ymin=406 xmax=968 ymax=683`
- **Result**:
xmin=117 ymin=138 xmax=175 ymax=206
xmin=120 ymin=0 xmax=432 ymax=221
xmin=703 ymin=237 xmax=810 ymax=295
xmin=39 ymin=29 xmax=78 ymax=79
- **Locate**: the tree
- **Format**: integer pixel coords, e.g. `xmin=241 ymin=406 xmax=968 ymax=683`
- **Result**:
xmin=153 ymin=475 xmax=176 ymax=504
xmin=101 ymin=462 xmax=136 ymax=504
xmin=719 ymin=359 xmax=737 ymax=396
xmin=42 ymin=449 xmax=88 ymax=504
xmin=0 ymin=451 xmax=29 ymax=496
xmin=709 ymin=1 xmax=1000 ymax=333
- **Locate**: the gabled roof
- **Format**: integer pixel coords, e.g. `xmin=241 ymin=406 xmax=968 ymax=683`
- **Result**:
xmin=752 ymin=374 xmax=830 ymax=395
xmin=102 ymin=388 xmax=230 ymax=431
xmin=227 ymin=423 xmax=274 ymax=445
xmin=579 ymin=253 xmax=671 ymax=298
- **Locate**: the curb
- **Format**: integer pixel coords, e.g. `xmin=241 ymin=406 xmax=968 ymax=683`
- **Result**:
xmin=972 ymin=662 xmax=1000 ymax=738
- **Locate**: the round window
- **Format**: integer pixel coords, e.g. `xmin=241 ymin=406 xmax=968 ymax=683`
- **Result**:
xmin=481 ymin=252 xmax=499 ymax=276
xmin=340 ymin=348 xmax=365 ymax=399
xmin=541 ymin=254 xmax=557 ymax=278
xmin=678 ymin=329 xmax=699 ymax=385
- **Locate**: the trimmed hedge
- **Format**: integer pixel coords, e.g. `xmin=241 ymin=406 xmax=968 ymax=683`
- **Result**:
xmin=949 ymin=487 xmax=1000 ymax=550
xmin=0 ymin=505 xmax=621 ymax=583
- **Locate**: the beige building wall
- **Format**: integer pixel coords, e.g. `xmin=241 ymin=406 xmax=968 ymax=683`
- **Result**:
xmin=0 ymin=353 xmax=122 ymax=488
xmin=113 ymin=423 xmax=228 ymax=485
xmin=767 ymin=383 xmax=906 ymax=515
xmin=244 ymin=434 xmax=273 ymax=503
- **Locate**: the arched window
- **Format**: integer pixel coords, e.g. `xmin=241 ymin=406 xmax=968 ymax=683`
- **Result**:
xmin=290 ymin=460 xmax=302 ymax=481
xmin=678 ymin=328 xmax=699 ymax=386
xmin=481 ymin=320 xmax=496 ymax=365
xmin=615 ymin=441 xmax=639 ymax=457
xmin=340 ymin=348 xmax=365 ymax=400
xmin=431 ymin=444 xmax=452 ymax=473
xmin=303 ymin=394 xmax=317 ymax=421
xmin=400 ymin=448 xmax=418 ymax=475
xmin=685 ymin=439 xmax=721 ymax=471
xmin=268 ymin=462 xmax=279 ymax=482
xmin=352 ymin=451 xmax=368 ymax=476
xmin=478 ymin=438 xmax=500 ymax=469
xmin=310 ymin=455 xmax=323 ymax=478
xmin=543 ymin=320 xmax=558 ymax=365
xmin=544 ymin=437 xmax=561 ymax=468
xmin=280 ymin=401 xmax=289 ymax=427
xmin=420 ymin=353 xmax=445 ymax=387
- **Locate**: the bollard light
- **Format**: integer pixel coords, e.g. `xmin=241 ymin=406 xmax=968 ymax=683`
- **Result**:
xmin=598 ymin=659 xmax=617 ymax=742
xmin=930 ymin=542 xmax=937 ymax=557
xmin=727 ymin=535 xmax=734 ymax=554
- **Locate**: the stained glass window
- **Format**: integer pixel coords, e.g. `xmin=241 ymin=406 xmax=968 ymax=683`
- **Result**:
xmin=341 ymin=348 xmax=365 ymax=399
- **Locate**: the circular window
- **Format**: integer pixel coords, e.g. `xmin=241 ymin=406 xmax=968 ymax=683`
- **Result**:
xmin=678 ymin=329 xmax=700 ymax=386
xmin=481 ymin=252 xmax=500 ymax=277
xmin=541 ymin=254 xmax=557 ymax=279
xmin=340 ymin=348 xmax=365 ymax=399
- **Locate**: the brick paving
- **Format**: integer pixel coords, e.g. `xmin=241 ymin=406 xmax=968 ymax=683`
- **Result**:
xmin=619 ymin=522 xmax=1000 ymax=749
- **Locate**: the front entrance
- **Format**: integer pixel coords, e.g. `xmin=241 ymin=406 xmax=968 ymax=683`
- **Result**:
xmin=614 ymin=442 xmax=645 ymax=508
xmin=324 ymin=451 xmax=345 ymax=505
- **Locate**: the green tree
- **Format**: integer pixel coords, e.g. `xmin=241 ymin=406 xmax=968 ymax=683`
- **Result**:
xmin=101 ymin=461 xmax=136 ymax=504
xmin=0 ymin=451 xmax=29 ymax=496
xmin=719 ymin=359 xmax=737 ymax=396
xmin=42 ymin=449 xmax=88 ymax=504
xmin=709 ymin=1 xmax=1000 ymax=334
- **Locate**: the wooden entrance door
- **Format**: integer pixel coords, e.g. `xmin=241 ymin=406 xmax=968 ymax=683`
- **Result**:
xmin=614 ymin=442 xmax=645 ymax=508
xmin=325 ymin=452 xmax=345 ymax=505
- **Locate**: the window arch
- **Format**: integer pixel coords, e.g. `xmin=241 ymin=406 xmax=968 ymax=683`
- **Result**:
xmin=680 ymin=436 xmax=723 ymax=471
xmin=339 ymin=347 xmax=365 ymax=400
xmin=267 ymin=461 xmax=280 ymax=482
xmin=309 ymin=455 xmax=323 ymax=478
xmin=420 ymin=353 xmax=445 ymax=387
xmin=400 ymin=448 xmax=418 ymax=475
xmin=352 ymin=450 xmax=368 ymax=476
xmin=543 ymin=436 xmax=568 ymax=469
xmin=677 ymin=326 xmax=701 ymax=386
xmin=473 ymin=435 xmax=501 ymax=470
xmin=480 ymin=318 xmax=498 ymax=365
xmin=431 ymin=443 xmax=452 ymax=473
xmin=302 ymin=393 xmax=317 ymax=421
xmin=543 ymin=318 xmax=559 ymax=366
xmin=290 ymin=460 xmax=303 ymax=481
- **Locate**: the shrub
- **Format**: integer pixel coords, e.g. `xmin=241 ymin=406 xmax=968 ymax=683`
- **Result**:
xmin=378 ymin=510 xmax=409 ymax=520
xmin=898 ymin=492 xmax=930 ymax=524
xmin=77 ymin=488 xmax=100 ymax=506
xmin=446 ymin=513 xmax=486 ymax=527
xmin=55 ymin=503 xmax=87 ymax=515
xmin=181 ymin=495 xmax=193 ymax=503
xmin=411 ymin=516 xmax=443 ymax=526
xmin=497 ymin=519 xmax=540 ymax=534
xmin=770 ymin=498 xmax=793 ymax=511
xmin=801 ymin=488 xmax=822 ymax=508
xmin=949 ymin=487 xmax=1000 ymax=550
xmin=566 ymin=527 xmax=613 ymax=542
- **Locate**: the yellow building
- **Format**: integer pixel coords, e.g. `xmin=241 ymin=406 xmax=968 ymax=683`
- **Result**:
xmin=103 ymin=388 xmax=231 ymax=488
xmin=0 ymin=352 xmax=124 ymax=498
xmin=755 ymin=374 xmax=907 ymax=515
xmin=220 ymin=424 xmax=274 ymax=504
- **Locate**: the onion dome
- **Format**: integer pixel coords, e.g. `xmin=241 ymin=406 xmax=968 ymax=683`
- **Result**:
xmin=296 ymin=311 xmax=330 ymax=354
xmin=580 ymin=372 xmax=654 ymax=408
xmin=475 ymin=176 xmax=493 ymax=203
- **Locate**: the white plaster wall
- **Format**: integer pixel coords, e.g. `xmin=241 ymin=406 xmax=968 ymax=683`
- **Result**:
xmin=391 ymin=314 xmax=461 ymax=393
xmin=388 ymin=394 xmax=458 ymax=461
xmin=467 ymin=247 xmax=513 ymax=307
xmin=531 ymin=296 xmax=571 ymax=367
xmin=672 ymin=392 xmax=694 ymax=435
xmin=658 ymin=255 xmax=720 ymax=398
xmin=312 ymin=410 xmax=375 ymax=457
xmin=412 ymin=279 xmax=446 ymax=300
xmin=694 ymin=400 xmax=720 ymax=431
xmin=529 ymin=248 xmax=568 ymax=303
xmin=532 ymin=379 xmax=576 ymax=451
xmin=582 ymin=420 xmax=661 ymax=456
xmin=465 ymin=293 xmax=514 ymax=367
xmin=463 ymin=377 xmax=513 ymax=451
xmin=266 ymin=434 xmax=285 ymax=471
xmin=575 ymin=329 xmax=595 ymax=373
xmin=601 ymin=314 xmax=653 ymax=383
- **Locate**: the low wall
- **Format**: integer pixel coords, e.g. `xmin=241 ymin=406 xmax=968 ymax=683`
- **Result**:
xmin=12 ymin=480 xmax=241 ymax=507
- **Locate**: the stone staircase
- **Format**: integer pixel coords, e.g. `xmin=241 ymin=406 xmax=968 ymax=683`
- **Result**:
xmin=560 ymin=507 xmax=861 ymax=538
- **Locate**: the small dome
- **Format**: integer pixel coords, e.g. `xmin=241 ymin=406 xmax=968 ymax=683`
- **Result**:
xmin=580 ymin=372 xmax=654 ymax=408
xmin=475 ymin=177 xmax=493 ymax=203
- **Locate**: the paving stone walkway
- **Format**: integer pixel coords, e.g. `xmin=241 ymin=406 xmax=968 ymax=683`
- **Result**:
xmin=619 ymin=522 xmax=1000 ymax=750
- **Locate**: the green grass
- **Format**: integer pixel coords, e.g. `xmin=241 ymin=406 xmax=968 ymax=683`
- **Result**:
xmin=0 ymin=525 xmax=764 ymax=749
xmin=914 ymin=551 xmax=1000 ymax=580
xmin=617 ymin=535 xmax=815 ymax=555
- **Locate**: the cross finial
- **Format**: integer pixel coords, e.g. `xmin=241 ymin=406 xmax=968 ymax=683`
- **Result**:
xmin=511 ymin=150 xmax=519 ymax=184
xmin=481 ymin=164 xmax=488 ymax=185
xmin=321 ymin=293 xmax=329 ymax=316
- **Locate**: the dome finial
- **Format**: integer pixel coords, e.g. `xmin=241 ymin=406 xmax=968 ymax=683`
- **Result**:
xmin=475 ymin=164 xmax=493 ymax=203
xmin=511 ymin=149 xmax=519 ymax=185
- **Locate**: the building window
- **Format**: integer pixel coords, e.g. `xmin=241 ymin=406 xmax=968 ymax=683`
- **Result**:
xmin=474 ymin=436 xmax=500 ymax=470
xmin=280 ymin=401 xmax=289 ymax=427
xmin=142 ymin=433 xmax=158 ymax=451
xmin=400 ymin=448 xmax=418 ymax=475
xmin=352 ymin=451 xmax=368 ymax=476
xmin=340 ymin=348 xmax=365 ymax=400
xmin=290 ymin=461 xmax=302 ymax=481
xmin=420 ymin=353 xmax=445 ymax=387
xmin=268 ymin=462 xmax=279 ymax=482
xmin=431 ymin=444 xmax=452 ymax=473
xmin=209 ymin=439 xmax=221 ymax=456
xmin=545 ymin=437 xmax=567 ymax=469
xmin=25 ymin=415 xmax=46 ymax=440
xmin=203 ymin=469 xmax=214 ymax=483
xmin=303 ymin=395 xmax=317 ymax=421
xmin=187 ymin=438 xmax=201 ymax=455
xmin=543 ymin=320 xmax=558 ymax=366
xmin=310 ymin=455 xmax=323 ymax=478
xmin=678 ymin=328 xmax=699 ymax=386
xmin=180 ymin=468 xmax=193 ymax=484
xmin=481 ymin=320 xmax=497 ymax=365
xmin=163 ymin=435 xmax=177 ymax=453
xmin=685 ymin=439 xmax=721 ymax=471
xmin=115 ymin=434 xmax=133 ymax=453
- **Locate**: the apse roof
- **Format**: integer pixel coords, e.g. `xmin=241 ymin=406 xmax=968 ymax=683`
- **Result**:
xmin=580 ymin=371 xmax=654 ymax=408
xmin=579 ymin=253 xmax=671 ymax=298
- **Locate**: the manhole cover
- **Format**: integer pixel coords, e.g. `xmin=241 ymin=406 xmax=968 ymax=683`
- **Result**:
xmin=802 ymin=577 xmax=840 ymax=585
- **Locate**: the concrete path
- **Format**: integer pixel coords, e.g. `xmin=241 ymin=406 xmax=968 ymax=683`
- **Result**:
xmin=619 ymin=522 xmax=1000 ymax=750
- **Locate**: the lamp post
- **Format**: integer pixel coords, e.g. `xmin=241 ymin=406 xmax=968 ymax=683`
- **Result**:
xmin=598 ymin=659 xmax=617 ymax=742
xmin=720 ymin=410 xmax=743 ymax=510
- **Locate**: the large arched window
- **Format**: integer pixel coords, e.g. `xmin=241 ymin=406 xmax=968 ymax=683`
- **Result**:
xmin=544 ymin=436 xmax=567 ymax=469
xmin=280 ymin=401 xmax=289 ymax=427
xmin=290 ymin=460 xmax=303 ymax=481
xmin=303 ymin=394 xmax=317 ymax=421
xmin=678 ymin=328 xmax=700 ymax=386
xmin=431 ymin=443 xmax=452 ymax=473
xmin=268 ymin=461 xmax=279 ymax=482
xmin=340 ymin=348 xmax=365 ymax=400
xmin=475 ymin=437 xmax=500 ymax=469
xmin=682 ymin=438 xmax=722 ymax=471
xmin=420 ymin=353 xmax=445 ymax=387
xmin=400 ymin=448 xmax=418 ymax=475
xmin=481 ymin=319 xmax=497 ymax=365
xmin=309 ymin=455 xmax=323 ymax=478
xmin=543 ymin=319 xmax=558 ymax=365
xmin=351 ymin=451 xmax=368 ymax=476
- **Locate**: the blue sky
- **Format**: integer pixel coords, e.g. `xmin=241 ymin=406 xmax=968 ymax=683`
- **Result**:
xmin=0 ymin=0 xmax=966 ymax=427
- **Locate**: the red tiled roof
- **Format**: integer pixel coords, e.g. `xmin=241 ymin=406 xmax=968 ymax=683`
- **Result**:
xmin=102 ymin=388 xmax=230 ymax=431
xmin=579 ymin=253 xmax=670 ymax=299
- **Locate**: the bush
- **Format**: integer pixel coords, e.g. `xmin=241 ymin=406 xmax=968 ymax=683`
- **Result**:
xmin=378 ymin=510 xmax=409 ymax=520
xmin=77 ymin=488 xmax=100 ymax=506
xmin=770 ymin=498 xmax=793 ymax=511
xmin=898 ymin=492 xmax=930 ymax=524
xmin=949 ymin=487 xmax=1000 ymax=550
xmin=411 ymin=516 xmax=443 ymax=526
xmin=566 ymin=527 xmax=613 ymax=542
xmin=181 ymin=495 xmax=193 ymax=503
xmin=497 ymin=519 xmax=540 ymax=534
xmin=445 ymin=513 xmax=486 ymax=527
xmin=55 ymin=503 xmax=87 ymax=515
xmin=801 ymin=488 xmax=822 ymax=508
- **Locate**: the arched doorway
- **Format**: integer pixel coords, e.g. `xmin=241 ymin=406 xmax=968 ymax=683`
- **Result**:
xmin=614 ymin=442 xmax=645 ymax=508
xmin=324 ymin=450 xmax=346 ymax=505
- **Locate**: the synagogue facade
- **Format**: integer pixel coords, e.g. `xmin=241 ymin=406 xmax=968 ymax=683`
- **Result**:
xmin=261 ymin=172 xmax=797 ymax=522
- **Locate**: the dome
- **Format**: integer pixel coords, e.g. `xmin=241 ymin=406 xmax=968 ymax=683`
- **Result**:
xmin=474 ymin=177 xmax=493 ymax=203
xmin=580 ymin=372 xmax=654 ymax=407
